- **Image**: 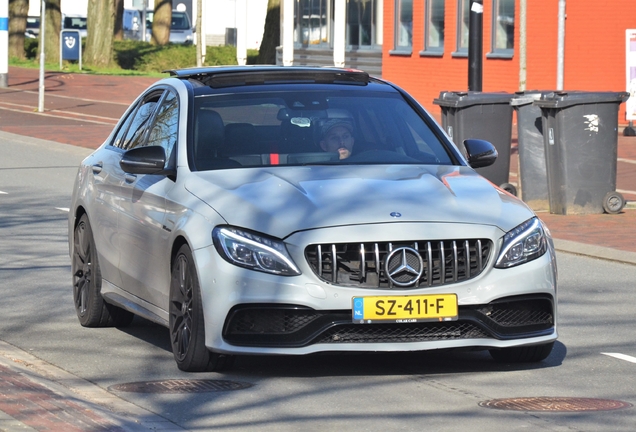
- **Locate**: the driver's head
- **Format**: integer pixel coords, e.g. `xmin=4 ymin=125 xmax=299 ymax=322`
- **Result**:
xmin=319 ymin=119 xmax=355 ymax=159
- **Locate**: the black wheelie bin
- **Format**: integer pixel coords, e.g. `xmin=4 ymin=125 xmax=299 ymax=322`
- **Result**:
xmin=534 ymin=91 xmax=629 ymax=214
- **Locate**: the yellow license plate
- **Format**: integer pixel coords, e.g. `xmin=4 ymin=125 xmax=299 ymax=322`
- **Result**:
xmin=352 ymin=294 xmax=458 ymax=324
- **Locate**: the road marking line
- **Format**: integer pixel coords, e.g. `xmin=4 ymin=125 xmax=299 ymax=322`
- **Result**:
xmin=616 ymin=189 xmax=636 ymax=196
xmin=0 ymin=105 xmax=116 ymax=126
xmin=601 ymin=352 xmax=636 ymax=364
xmin=56 ymin=207 xmax=70 ymax=212
xmin=618 ymin=158 xmax=636 ymax=165
xmin=0 ymin=191 xmax=7 ymax=194
xmin=0 ymin=88 xmax=131 ymax=106
xmin=0 ymin=101 xmax=119 ymax=122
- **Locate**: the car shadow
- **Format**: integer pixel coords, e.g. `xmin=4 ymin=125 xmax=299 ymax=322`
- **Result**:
xmin=119 ymin=316 xmax=566 ymax=378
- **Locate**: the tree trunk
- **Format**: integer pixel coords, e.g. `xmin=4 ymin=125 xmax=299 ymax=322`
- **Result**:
xmin=114 ymin=0 xmax=124 ymax=41
xmin=256 ymin=0 xmax=280 ymax=65
xmin=151 ymin=0 xmax=172 ymax=46
xmin=8 ymin=0 xmax=29 ymax=60
xmin=38 ymin=0 xmax=61 ymax=66
xmin=85 ymin=0 xmax=116 ymax=68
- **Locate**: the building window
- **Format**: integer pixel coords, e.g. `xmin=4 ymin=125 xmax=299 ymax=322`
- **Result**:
xmin=454 ymin=0 xmax=470 ymax=56
xmin=295 ymin=0 xmax=329 ymax=47
xmin=490 ymin=0 xmax=514 ymax=57
xmin=348 ymin=0 xmax=378 ymax=47
xmin=394 ymin=0 xmax=413 ymax=53
xmin=422 ymin=0 xmax=445 ymax=55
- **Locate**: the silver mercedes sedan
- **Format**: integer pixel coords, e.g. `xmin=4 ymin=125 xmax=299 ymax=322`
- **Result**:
xmin=68 ymin=66 xmax=558 ymax=372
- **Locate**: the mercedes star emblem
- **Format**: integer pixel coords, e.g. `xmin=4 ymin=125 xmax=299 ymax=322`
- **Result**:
xmin=385 ymin=247 xmax=424 ymax=286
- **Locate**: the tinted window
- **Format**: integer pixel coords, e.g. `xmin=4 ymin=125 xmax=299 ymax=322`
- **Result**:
xmin=192 ymin=90 xmax=453 ymax=171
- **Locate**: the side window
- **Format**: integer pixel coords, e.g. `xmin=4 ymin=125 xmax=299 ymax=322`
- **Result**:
xmin=121 ymin=92 xmax=163 ymax=150
xmin=146 ymin=91 xmax=179 ymax=165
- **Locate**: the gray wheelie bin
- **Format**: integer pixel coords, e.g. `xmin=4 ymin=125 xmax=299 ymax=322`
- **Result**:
xmin=534 ymin=91 xmax=629 ymax=214
xmin=434 ymin=91 xmax=515 ymax=194
xmin=511 ymin=91 xmax=550 ymax=210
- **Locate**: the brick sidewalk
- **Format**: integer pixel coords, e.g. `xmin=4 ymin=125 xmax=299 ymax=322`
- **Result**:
xmin=0 ymin=364 xmax=126 ymax=431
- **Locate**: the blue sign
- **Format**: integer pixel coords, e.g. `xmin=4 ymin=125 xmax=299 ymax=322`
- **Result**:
xmin=61 ymin=30 xmax=81 ymax=62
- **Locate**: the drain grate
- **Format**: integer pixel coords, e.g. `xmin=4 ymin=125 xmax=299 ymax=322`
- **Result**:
xmin=479 ymin=397 xmax=632 ymax=412
xmin=109 ymin=379 xmax=252 ymax=394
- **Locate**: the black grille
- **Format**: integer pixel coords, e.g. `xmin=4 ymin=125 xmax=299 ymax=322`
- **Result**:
xmin=305 ymin=239 xmax=492 ymax=288
xmin=222 ymin=295 xmax=554 ymax=347
xmin=317 ymin=322 xmax=488 ymax=343
xmin=226 ymin=307 xmax=320 ymax=334
xmin=474 ymin=297 xmax=554 ymax=329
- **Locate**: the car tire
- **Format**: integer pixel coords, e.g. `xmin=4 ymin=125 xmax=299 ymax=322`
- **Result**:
xmin=72 ymin=214 xmax=134 ymax=328
xmin=169 ymin=244 xmax=232 ymax=372
xmin=489 ymin=341 xmax=554 ymax=363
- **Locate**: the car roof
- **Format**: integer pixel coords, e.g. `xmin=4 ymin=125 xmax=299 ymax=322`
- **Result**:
xmin=163 ymin=66 xmax=378 ymax=90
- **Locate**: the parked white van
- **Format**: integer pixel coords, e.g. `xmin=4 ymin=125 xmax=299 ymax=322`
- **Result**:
xmin=123 ymin=9 xmax=193 ymax=44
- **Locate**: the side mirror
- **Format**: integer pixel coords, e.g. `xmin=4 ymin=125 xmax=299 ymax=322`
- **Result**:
xmin=463 ymin=139 xmax=497 ymax=168
xmin=120 ymin=146 xmax=167 ymax=175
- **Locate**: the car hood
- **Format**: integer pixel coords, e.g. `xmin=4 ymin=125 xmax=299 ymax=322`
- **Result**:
xmin=186 ymin=165 xmax=534 ymax=239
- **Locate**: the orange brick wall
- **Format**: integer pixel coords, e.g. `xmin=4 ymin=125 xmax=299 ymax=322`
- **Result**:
xmin=382 ymin=0 xmax=633 ymax=123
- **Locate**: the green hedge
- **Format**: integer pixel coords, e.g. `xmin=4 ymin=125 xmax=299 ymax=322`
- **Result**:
xmin=13 ymin=38 xmax=260 ymax=75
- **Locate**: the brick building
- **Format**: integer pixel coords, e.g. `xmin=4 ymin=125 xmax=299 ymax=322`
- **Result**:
xmin=381 ymin=0 xmax=635 ymax=123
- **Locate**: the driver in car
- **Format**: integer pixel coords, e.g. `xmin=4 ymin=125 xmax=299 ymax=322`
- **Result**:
xmin=319 ymin=119 xmax=355 ymax=160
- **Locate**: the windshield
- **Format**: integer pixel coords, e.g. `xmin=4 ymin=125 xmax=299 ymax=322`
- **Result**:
xmin=192 ymin=89 xmax=455 ymax=171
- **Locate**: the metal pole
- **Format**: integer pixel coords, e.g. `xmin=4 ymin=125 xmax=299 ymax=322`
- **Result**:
xmin=282 ymin=0 xmax=294 ymax=66
xmin=557 ymin=0 xmax=566 ymax=90
xmin=0 ymin=0 xmax=8 ymax=88
xmin=468 ymin=0 xmax=483 ymax=91
xmin=196 ymin=0 xmax=202 ymax=66
xmin=38 ymin=0 xmax=46 ymax=113
xmin=236 ymin=0 xmax=246 ymax=65
xmin=519 ymin=0 xmax=527 ymax=92
xmin=142 ymin=0 xmax=147 ymax=42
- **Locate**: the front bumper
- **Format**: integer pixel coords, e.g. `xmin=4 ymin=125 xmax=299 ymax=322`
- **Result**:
xmin=194 ymin=234 xmax=557 ymax=355
xmin=222 ymin=294 xmax=554 ymax=348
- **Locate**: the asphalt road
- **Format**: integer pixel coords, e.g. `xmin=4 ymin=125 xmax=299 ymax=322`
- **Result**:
xmin=1 ymin=131 xmax=636 ymax=431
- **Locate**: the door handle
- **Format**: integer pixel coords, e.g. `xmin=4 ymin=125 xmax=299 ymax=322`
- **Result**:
xmin=124 ymin=173 xmax=137 ymax=183
xmin=91 ymin=163 xmax=103 ymax=174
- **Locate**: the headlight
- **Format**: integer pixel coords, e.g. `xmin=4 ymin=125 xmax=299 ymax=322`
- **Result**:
xmin=213 ymin=226 xmax=301 ymax=276
xmin=495 ymin=217 xmax=548 ymax=268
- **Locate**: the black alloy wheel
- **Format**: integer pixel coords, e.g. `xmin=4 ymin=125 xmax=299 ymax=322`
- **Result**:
xmin=72 ymin=214 xmax=134 ymax=327
xmin=169 ymin=244 xmax=232 ymax=372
